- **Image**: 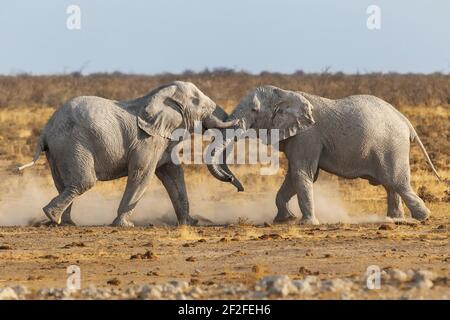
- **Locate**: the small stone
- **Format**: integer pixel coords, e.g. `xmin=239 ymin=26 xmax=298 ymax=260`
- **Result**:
xmin=169 ymin=280 xmax=189 ymax=291
xmin=386 ymin=268 xmax=410 ymax=283
xmin=187 ymin=287 xmax=203 ymax=298
xmin=107 ymin=278 xmax=121 ymax=286
xmin=298 ymin=266 xmax=314 ymax=275
xmin=258 ymin=275 xmax=297 ymax=297
xmin=130 ymin=250 xmax=158 ymax=260
xmin=186 ymin=256 xmax=197 ymax=262
xmin=320 ymin=278 xmax=354 ymax=292
xmin=291 ymin=280 xmax=315 ymax=295
xmin=379 ymin=224 xmax=395 ymax=230
xmin=175 ymin=293 xmax=187 ymax=300
xmin=139 ymin=285 xmax=162 ymax=300
xmin=0 ymin=287 xmax=19 ymax=300
xmin=412 ymin=270 xmax=436 ymax=289
xmin=12 ymin=285 xmax=30 ymax=297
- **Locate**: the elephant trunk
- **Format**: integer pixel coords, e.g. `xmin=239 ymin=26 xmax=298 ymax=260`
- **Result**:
xmin=204 ymin=106 xmax=244 ymax=192
xmin=203 ymin=113 xmax=238 ymax=129
xmin=206 ymin=133 xmax=244 ymax=192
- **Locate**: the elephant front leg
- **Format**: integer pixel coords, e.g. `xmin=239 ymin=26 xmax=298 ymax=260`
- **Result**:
xmin=156 ymin=162 xmax=198 ymax=226
xmin=112 ymin=139 xmax=167 ymax=227
xmin=291 ymin=170 xmax=319 ymax=225
xmin=273 ymin=174 xmax=297 ymax=224
xmin=112 ymin=170 xmax=153 ymax=227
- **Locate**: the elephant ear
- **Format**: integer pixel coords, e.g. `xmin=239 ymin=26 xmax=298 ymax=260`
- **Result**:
xmin=137 ymin=85 xmax=185 ymax=139
xmin=271 ymin=92 xmax=314 ymax=141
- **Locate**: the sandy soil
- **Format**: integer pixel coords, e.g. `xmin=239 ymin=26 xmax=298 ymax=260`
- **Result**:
xmin=0 ymin=214 xmax=448 ymax=299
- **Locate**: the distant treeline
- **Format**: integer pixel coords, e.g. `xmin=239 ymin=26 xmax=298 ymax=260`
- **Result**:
xmin=1 ymin=70 xmax=449 ymax=109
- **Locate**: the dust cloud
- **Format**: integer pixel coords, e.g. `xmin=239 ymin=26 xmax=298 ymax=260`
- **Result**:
xmin=0 ymin=172 xmax=385 ymax=226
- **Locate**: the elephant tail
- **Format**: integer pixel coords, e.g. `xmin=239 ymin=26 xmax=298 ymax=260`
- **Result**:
xmin=17 ymin=136 xmax=45 ymax=171
xmin=411 ymin=131 xmax=441 ymax=182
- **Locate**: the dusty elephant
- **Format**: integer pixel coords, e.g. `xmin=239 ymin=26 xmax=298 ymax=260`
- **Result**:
xmin=18 ymin=81 xmax=241 ymax=227
xmin=209 ymin=86 xmax=441 ymax=225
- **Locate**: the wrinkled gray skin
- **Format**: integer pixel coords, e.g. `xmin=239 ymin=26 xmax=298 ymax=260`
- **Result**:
xmin=211 ymin=86 xmax=440 ymax=225
xmin=19 ymin=81 xmax=238 ymax=227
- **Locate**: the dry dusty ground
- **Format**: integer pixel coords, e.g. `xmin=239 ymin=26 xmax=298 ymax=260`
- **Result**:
xmin=0 ymin=213 xmax=448 ymax=299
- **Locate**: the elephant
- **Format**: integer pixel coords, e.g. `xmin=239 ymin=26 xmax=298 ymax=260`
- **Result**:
xmin=208 ymin=85 xmax=441 ymax=225
xmin=18 ymin=81 xmax=241 ymax=227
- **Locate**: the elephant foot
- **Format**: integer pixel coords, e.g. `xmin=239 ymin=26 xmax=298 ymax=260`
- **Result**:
xmin=299 ymin=216 xmax=320 ymax=225
xmin=60 ymin=217 xmax=77 ymax=226
xmin=40 ymin=219 xmax=76 ymax=227
xmin=273 ymin=213 xmax=297 ymax=224
xmin=43 ymin=206 xmax=61 ymax=225
xmin=111 ymin=216 xmax=135 ymax=227
xmin=411 ymin=208 xmax=430 ymax=222
xmin=387 ymin=209 xmax=405 ymax=220
xmin=178 ymin=216 xmax=199 ymax=226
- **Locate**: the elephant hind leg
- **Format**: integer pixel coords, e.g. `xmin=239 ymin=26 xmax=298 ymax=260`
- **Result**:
xmin=385 ymin=158 xmax=430 ymax=221
xmin=43 ymin=183 xmax=94 ymax=225
xmin=273 ymin=173 xmax=297 ymax=224
xmin=394 ymin=184 xmax=430 ymax=221
xmin=43 ymin=150 xmax=96 ymax=225
xmin=47 ymin=155 xmax=76 ymax=226
xmin=383 ymin=186 xmax=405 ymax=219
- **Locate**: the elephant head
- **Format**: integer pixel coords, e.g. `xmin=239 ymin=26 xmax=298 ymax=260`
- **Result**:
xmin=136 ymin=81 xmax=243 ymax=191
xmin=206 ymin=85 xmax=315 ymax=189
xmin=137 ymin=81 xmax=238 ymax=139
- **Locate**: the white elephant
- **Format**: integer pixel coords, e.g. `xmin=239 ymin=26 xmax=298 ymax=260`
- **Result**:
xmin=19 ymin=81 xmax=240 ymax=226
xmin=209 ymin=86 xmax=440 ymax=224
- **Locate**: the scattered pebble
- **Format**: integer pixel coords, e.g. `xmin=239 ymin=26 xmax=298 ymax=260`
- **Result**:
xmin=130 ymin=250 xmax=159 ymax=260
xmin=0 ymin=268 xmax=443 ymax=299
xmin=107 ymin=278 xmax=121 ymax=286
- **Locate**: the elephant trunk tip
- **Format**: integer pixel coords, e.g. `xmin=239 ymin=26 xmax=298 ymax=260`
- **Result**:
xmin=230 ymin=177 xmax=244 ymax=192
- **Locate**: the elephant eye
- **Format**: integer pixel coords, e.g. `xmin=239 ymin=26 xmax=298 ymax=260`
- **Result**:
xmin=191 ymin=97 xmax=200 ymax=105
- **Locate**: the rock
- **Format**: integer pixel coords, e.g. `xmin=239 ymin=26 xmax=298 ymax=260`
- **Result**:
xmin=107 ymin=278 xmax=121 ymax=286
xmin=0 ymin=287 xmax=19 ymax=300
xmin=412 ymin=270 xmax=436 ymax=289
xmin=187 ymin=286 xmax=203 ymax=299
xmin=12 ymin=285 xmax=30 ymax=297
xmin=139 ymin=285 xmax=162 ymax=300
xmin=162 ymin=282 xmax=186 ymax=295
xmin=379 ymin=224 xmax=395 ymax=230
xmin=175 ymin=293 xmax=187 ymax=300
xmin=320 ymin=278 xmax=354 ymax=292
xmin=291 ymin=276 xmax=319 ymax=295
xmin=258 ymin=275 xmax=297 ymax=297
xmin=169 ymin=280 xmax=190 ymax=291
xmin=392 ymin=269 xmax=410 ymax=283
xmin=82 ymin=284 xmax=97 ymax=297
xmin=130 ymin=250 xmax=159 ymax=260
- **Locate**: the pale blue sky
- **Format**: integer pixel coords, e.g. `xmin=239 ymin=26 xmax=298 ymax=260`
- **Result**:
xmin=0 ymin=0 xmax=449 ymax=74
